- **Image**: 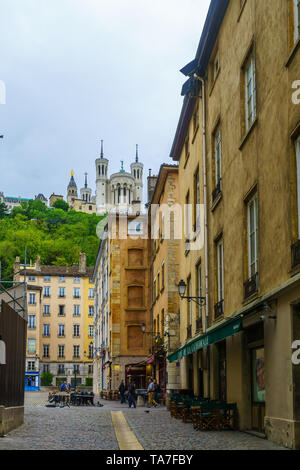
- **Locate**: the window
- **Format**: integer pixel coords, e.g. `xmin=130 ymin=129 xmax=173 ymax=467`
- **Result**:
xmin=73 ymin=363 xmax=80 ymax=373
xmin=296 ymin=136 xmax=300 ymax=237
xmin=245 ymin=54 xmax=256 ymax=131
xmin=58 ymin=324 xmax=65 ymax=337
xmin=185 ymin=135 xmax=190 ymax=160
xmin=185 ymin=192 xmax=191 ymax=240
xmin=88 ymin=325 xmax=94 ymax=338
xmin=43 ymin=304 xmax=50 ymax=315
xmin=43 ymin=324 xmax=50 ymax=337
xmin=28 ymin=338 xmax=36 ymax=354
xmin=194 ymin=168 xmax=201 ymax=230
xmin=59 ymin=287 xmax=65 ymax=298
xmin=217 ymin=239 xmax=224 ymax=303
xmin=58 ymin=305 xmax=65 ymax=316
xmin=44 ymin=287 xmax=50 ymax=297
xmin=157 ymin=271 xmax=160 ymax=298
xmin=88 ymin=364 xmax=93 ymax=374
xmin=43 ymin=364 xmax=49 ymax=372
xmin=73 ymin=324 xmax=80 ymax=337
xmin=89 ymin=306 xmax=94 ymax=317
xmin=213 ymin=51 xmax=220 ymax=82
xmin=193 ymin=102 xmax=199 ymax=135
xmin=214 ymin=125 xmax=222 ymax=189
xmin=187 ymin=277 xmax=192 ymax=326
xmin=27 ymin=361 xmax=35 ymax=371
xmin=28 ymin=276 xmax=35 ymax=282
xmin=28 ymin=315 xmax=36 ymax=329
xmin=29 ymin=293 xmax=36 ymax=305
xmin=161 ymin=262 xmax=165 ymax=291
xmin=88 ymin=344 xmax=94 ymax=359
xmin=58 ymin=345 xmax=65 ymax=358
xmin=59 ymin=276 xmax=65 ymax=282
xmin=153 ymin=278 xmax=156 ymax=304
xmin=73 ymin=345 xmax=80 ymax=358
xmin=74 ymin=277 xmax=80 ymax=283
xmin=294 ymin=0 xmax=300 ymax=43
xmin=73 ymin=305 xmax=80 ymax=316
xmin=89 ymin=288 xmax=95 ymax=299
xmin=43 ymin=345 xmax=49 ymax=358
xmin=58 ymin=364 xmax=65 ymax=374
xmin=247 ymin=195 xmax=259 ymax=278
xmin=44 ymin=276 xmax=51 ymax=282
xmin=196 ymin=263 xmax=203 ymax=324
xmin=161 ymin=309 xmax=165 ymax=336
xmin=74 ymin=288 xmax=80 ymax=298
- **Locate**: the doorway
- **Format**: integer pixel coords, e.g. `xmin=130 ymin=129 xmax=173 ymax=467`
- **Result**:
xmin=251 ymin=347 xmax=265 ymax=432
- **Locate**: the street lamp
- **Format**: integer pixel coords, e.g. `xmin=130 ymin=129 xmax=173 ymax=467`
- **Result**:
xmin=141 ymin=323 xmax=160 ymax=339
xmin=177 ymin=280 xmax=206 ymax=307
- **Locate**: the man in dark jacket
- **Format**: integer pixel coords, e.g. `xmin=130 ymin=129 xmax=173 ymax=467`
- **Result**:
xmin=119 ymin=380 xmax=126 ymax=404
xmin=128 ymin=380 xmax=136 ymax=408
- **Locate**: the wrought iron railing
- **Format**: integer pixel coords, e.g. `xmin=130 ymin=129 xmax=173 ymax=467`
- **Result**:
xmin=244 ymin=273 xmax=258 ymax=299
xmin=292 ymin=240 xmax=300 ymax=268
xmin=214 ymin=300 xmax=224 ymax=319
xmin=212 ymin=178 xmax=222 ymax=203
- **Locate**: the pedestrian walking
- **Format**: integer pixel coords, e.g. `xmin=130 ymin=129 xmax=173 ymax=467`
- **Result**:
xmin=153 ymin=379 xmax=160 ymax=406
xmin=147 ymin=378 xmax=158 ymax=408
xmin=128 ymin=380 xmax=136 ymax=408
xmin=119 ymin=380 xmax=126 ymax=404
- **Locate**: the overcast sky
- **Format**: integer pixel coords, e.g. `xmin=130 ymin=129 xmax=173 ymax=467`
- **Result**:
xmin=0 ymin=0 xmax=210 ymax=202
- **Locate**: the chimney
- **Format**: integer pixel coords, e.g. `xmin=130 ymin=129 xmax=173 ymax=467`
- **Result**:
xmin=147 ymin=171 xmax=158 ymax=204
xmin=79 ymin=252 xmax=87 ymax=274
xmin=14 ymin=256 xmax=20 ymax=282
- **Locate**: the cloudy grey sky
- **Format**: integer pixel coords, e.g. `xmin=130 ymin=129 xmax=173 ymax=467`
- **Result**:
xmin=0 ymin=0 xmax=210 ymax=202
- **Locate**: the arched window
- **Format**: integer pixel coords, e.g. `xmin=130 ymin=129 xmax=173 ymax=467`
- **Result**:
xmin=137 ymin=169 xmax=139 ymax=179
xmin=118 ymin=186 xmax=121 ymax=204
xmin=134 ymin=170 xmax=136 ymax=178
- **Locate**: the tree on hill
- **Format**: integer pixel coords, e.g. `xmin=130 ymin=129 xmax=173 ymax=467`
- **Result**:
xmin=0 ymin=202 xmax=8 ymax=219
xmin=52 ymin=199 xmax=69 ymax=212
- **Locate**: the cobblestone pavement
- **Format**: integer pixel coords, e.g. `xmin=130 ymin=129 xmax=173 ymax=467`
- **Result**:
xmin=0 ymin=392 xmax=288 ymax=450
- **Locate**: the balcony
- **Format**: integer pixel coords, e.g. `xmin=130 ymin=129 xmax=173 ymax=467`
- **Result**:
xmin=212 ymin=179 xmax=222 ymax=203
xmin=187 ymin=325 xmax=192 ymax=339
xmin=214 ymin=300 xmax=224 ymax=320
xmin=244 ymin=273 xmax=258 ymax=299
xmin=292 ymin=240 xmax=300 ymax=269
xmin=196 ymin=317 xmax=203 ymax=331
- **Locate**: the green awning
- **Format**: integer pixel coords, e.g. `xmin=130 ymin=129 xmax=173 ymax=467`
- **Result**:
xmin=167 ymin=317 xmax=243 ymax=363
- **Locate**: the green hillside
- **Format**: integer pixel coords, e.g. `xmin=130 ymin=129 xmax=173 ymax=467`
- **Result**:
xmin=0 ymin=199 xmax=104 ymax=281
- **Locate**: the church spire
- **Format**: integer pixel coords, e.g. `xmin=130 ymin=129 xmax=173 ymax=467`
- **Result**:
xmin=84 ymin=172 xmax=88 ymax=189
xmin=100 ymin=140 xmax=104 ymax=158
xmin=136 ymin=144 xmax=139 ymax=163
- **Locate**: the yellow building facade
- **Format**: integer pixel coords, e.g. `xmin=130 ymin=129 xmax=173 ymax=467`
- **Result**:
xmin=15 ymin=253 xmax=95 ymax=387
xmin=169 ymin=0 xmax=300 ymax=449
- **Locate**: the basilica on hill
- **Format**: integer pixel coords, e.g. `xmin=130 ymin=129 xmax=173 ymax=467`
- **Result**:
xmin=49 ymin=141 xmax=144 ymax=216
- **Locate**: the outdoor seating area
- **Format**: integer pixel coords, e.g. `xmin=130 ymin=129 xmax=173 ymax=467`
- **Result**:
xmin=48 ymin=391 xmax=94 ymax=406
xmin=169 ymin=394 xmax=238 ymax=432
xmin=100 ymin=390 xmax=119 ymax=401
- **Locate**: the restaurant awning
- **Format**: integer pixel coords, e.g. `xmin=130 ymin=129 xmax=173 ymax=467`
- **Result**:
xmin=167 ymin=317 xmax=243 ymax=363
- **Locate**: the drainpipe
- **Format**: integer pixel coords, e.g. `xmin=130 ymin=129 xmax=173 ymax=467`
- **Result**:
xmin=195 ymin=74 xmax=210 ymax=398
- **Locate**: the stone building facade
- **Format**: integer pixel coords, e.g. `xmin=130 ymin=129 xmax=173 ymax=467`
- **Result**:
xmin=149 ymin=164 xmax=181 ymax=401
xmin=93 ymin=213 xmax=152 ymax=393
xmin=168 ymin=0 xmax=300 ymax=449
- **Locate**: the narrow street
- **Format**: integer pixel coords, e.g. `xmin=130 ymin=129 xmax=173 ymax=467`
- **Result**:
xmin=0 ymin=392 xmax=287 ymax=451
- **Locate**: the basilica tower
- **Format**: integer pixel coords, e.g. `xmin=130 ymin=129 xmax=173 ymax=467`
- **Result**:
xmin=95 ymin=140 xmax=108 ymax=215
xmin=67 ymin=170 xmax=78 ymax=207
xmin=130 ymin=145 xmax=144 ymax=202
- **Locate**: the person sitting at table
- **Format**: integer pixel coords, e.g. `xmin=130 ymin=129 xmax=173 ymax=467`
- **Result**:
xmin=60 ymin=381 xmax=68 ymax=392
